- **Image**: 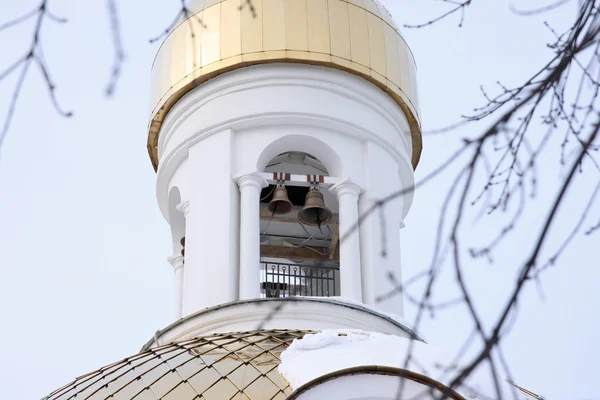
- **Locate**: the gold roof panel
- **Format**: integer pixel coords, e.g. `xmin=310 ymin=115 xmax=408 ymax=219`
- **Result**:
xmin=43 ymin=329 xmax=312 ymax=400
xmin=148 ymin=0 xmax=421 ymax=171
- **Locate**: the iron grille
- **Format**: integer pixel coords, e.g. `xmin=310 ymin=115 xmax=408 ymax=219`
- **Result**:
xmin=260 ymin=262 xmax=339 ymax=298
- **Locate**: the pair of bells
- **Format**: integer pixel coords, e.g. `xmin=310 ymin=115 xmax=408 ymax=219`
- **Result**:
xmin=267 ymin=184 xmax=332 ymax=226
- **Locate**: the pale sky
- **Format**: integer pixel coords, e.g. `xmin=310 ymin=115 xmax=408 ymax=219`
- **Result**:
xmin=0 ymin=1 xmax=597 ymax=399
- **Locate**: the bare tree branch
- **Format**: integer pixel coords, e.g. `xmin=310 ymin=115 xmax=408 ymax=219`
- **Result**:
xmin=0 ymin=1 xmax=72 ymax=151
xmin=509 ymin=0 xmax=574 ymax=16
xmin=405 ymin=0 xmax=473 ymax=28
xmin=105 ymin=0 xmax=125 ymax=96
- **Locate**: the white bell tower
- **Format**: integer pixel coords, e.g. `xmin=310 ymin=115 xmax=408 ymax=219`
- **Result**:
xmin=149 ymin=0 xmax=421 ymax=324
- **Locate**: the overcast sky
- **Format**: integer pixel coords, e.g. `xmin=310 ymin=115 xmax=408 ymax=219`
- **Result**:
xmin=0 ymin=1 xmax=597 ymax=399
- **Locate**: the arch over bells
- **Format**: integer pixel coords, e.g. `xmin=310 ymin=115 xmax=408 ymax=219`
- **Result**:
xmin=256 ymin=134 xmax=343 ymax=178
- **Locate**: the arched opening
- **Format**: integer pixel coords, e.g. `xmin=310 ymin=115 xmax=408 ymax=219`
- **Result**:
xmin=168 ymin=187 xmax=186 ymax=258
xmin=256 ymin=134 xmax=342 ymax=177
xmin=258 ymin=151 xmax=340 ymax=298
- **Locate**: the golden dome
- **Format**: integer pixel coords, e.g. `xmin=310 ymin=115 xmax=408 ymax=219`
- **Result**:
xmin=43 ymin=330 xmax=311 ymax=400
xmin=148 ymin=0 xmax=421 ymax=171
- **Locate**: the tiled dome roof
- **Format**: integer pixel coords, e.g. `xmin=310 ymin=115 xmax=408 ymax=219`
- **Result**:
xmin=43 ymin=330 xmax=312 ymax=400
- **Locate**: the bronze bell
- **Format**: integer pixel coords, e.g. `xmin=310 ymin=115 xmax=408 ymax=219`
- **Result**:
xmin=267 ymin=186 xmax=293 ymax=215
xmin=298 ymin=189 xmax=332 ymax=226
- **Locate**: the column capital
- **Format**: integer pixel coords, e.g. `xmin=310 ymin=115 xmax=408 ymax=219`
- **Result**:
xmin=235 ymin=172 xmax=268 ymax=190
xmin=176 ymin=200 xmax=190 ymax=216
xmin=329 ymin=179 xmax=363 ymax=198
xmin=167 ymin=255 xmax=185 ymax=271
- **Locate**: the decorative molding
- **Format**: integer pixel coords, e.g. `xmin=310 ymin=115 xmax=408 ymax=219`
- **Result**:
xmin=140 ymin=298 xmax=422 ymax=352
xmin=155 ymin=115 xmax=413 ymax=222
xmin=153 ymin=65 xmax=416 ymax=222
xmin=167 ymin=255 xmax=185 ymax=271
xmin=175 ymin=200 xmax=190 ymax=216
xmin=158 ymin=66 xmax=411 ymax=159
xmin=234 ymin=172 xmax=268 ymax=190
xmin=286 ymin=366 xmax=467 ymax=400
xmin=329 ymin=178 xmax=364 ymax=198
xmin=154 ymin=65 xmax=415 ymax=165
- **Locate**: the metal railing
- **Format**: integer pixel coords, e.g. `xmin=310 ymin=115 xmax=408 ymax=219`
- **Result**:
xmin=260 ymin=262 xmax=340 ymax=298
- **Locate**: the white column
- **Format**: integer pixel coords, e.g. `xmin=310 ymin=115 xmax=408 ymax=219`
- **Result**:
xmin=360 ymin=141 xmax=406 ymax=316
xmin=359 ymin=194 xmax=375 ymax=307
xmin=168 ymin=255 xmax=185 ymax=319
xmin=175 ymin=200 xmax=190 ymax=217
xmin=169 ymin=200 xmax=189 ymax=319
xmin=236 ymin=172 xmax=268 ymax=300
xmin=330 ymin=180 xmax=363 ymax=302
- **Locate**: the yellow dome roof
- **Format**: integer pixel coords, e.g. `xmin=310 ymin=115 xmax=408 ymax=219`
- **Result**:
xmin=43 ymin=330 xmax=311 ymax=400
xmin=148 ymin=0 xmax=421 ymax=171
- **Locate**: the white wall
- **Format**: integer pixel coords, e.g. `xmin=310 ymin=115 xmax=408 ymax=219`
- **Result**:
xmin=181 ymin=129 xmax=239 ymax=315
xmin=360 ymin=141 xmax=405 ymax=315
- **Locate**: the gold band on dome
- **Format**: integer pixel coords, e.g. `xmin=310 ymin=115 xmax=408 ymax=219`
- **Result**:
xmin=148 ymin=0 xmax=422 ymax=171
xmin=286 ymin=366 xmax=467 ymax=400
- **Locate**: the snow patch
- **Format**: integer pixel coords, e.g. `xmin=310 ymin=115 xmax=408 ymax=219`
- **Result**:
xmin=279 ymin=329 xmax=446 ymax=390
xmin=303 ymin=296 xmax=419 ymax=336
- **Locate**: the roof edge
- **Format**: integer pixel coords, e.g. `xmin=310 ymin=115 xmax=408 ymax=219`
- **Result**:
xmin=140 ymin=297 xmax=423 ymax=352
xmin=285 ymin=365 xmax=467 ymax=400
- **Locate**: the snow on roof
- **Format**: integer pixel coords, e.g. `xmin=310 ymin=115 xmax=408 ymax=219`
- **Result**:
xmin=278 ymin=329 xmax=538 ymax=400
xmin=303 ymin=296 xmax=421 ymax=337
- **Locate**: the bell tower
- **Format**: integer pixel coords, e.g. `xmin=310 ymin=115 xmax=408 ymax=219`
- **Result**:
xmin=149 ymin=0 xmax=420 ymax=323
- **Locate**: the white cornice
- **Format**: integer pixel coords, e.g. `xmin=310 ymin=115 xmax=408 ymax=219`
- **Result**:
xmin=234 ymin=171 xmax=269 ymax=189
xmin=329 ymin=178 xmax=364 ymax=198
xmin=140 ymin=298 xmax=422 ymax=351
xmin=167 ymin=255 xmax=184 ymax=271
xmin=155 ymin=115 xmax=414 ymax=221
xmin=154 ymin=65 xmax=416 ymax=221
xmin=157 ymin=65 xmax=411 ymax=158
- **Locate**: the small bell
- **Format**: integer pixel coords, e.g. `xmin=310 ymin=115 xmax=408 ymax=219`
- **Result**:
xmin=180 ymin=237 xmax=185 ymax=257
xmin=298 ymin=186 xmax=332 ymax=226
xmin=267 ymin=184 xmax=293 ymax=215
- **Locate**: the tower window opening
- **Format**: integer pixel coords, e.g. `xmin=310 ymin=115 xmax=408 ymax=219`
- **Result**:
xmin=259 ymin=152 xmax=340 ymax=298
